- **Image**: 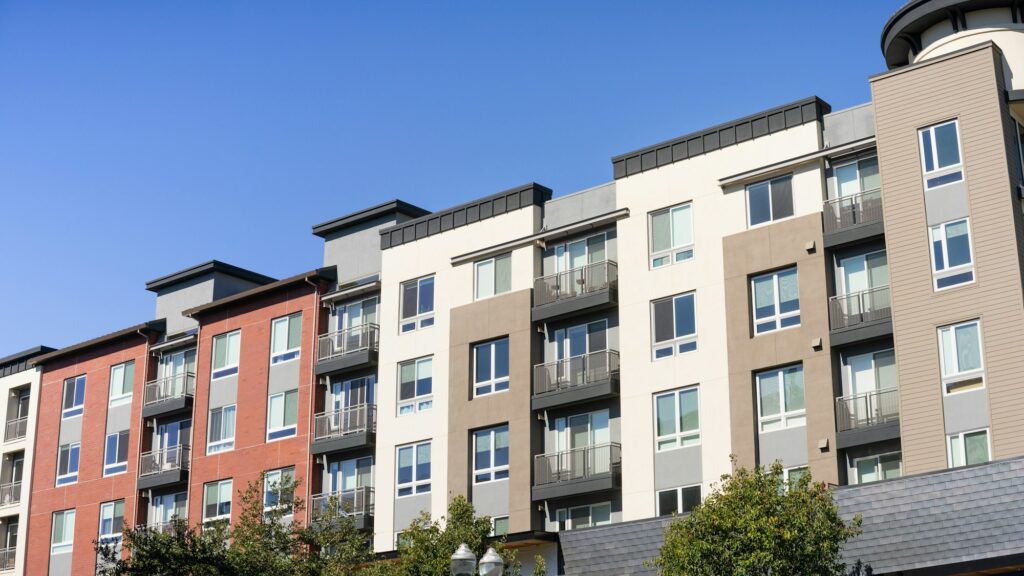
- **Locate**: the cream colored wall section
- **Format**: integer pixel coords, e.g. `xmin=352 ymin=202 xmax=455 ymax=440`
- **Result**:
xmin=374 ymin=207 xmax=540 ymax=552
xmin=614 ymin=122 xmax=823 ymax=521
xmin=914 ymin=9 xmax=1024 ymax=90
xmin=0 ymin=365 xmax=40 ymax=576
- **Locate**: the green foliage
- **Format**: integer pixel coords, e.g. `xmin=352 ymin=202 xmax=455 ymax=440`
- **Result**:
xmin=651 ymin=459 xmax=862 ymax=576
xmin=295 ymin=493 xmax=374 ymax=575
xmin=95 ymin=517 xmax=232 ymax=576
xmin=531 ymin=554 xmax=546 ymax=576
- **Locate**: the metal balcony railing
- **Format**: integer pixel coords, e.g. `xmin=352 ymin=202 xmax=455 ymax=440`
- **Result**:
xmin=310 ymin=486 xmax=375 ymax=521
xmin=533 ymin=260 xmax=618 ymax=308
xmin=0 ymin=482 xmax=20 ymax=506
xmin=142 ymin=521 xmax=182 ymax=535
xmin=534 ymin=442 xmax=621 ymax=486
xmin=533 ymin=350 xmax=620 ymax=396
xmin=829 ymin=286 xmax=891 ymax=330
xmin=0 ymin=546 xmax=14 ymax=571
xmin=823 ymin=188 xmax=883 ymax=234
xmin=139 ymin=445 xmax=190 ymax=477
xmin=4 ymin=417 xmax=26 ymax=442
xmin=836 ymin=388 xmax=900 ymax=432
xmin=144 ymin=373 xmax=196 ymax=406
xmin=313 ymin=404 xmax=376 ymax=441
xmin=318 ymin=324 xmax=380 ymax=362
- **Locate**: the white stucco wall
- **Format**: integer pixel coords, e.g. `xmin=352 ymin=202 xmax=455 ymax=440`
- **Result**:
xmin=0 ymin=364 xmax=41 ymax=576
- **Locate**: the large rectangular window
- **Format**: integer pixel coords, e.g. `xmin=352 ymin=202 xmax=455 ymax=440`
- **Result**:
xmin=747 ymin=175 xmax=793 ymax=227
xmin=264 ymin=467 xmax=295 ymax=513
xmin=212 ymin=330 xmax=241 ymax=379
xmin=751 ymin=268 xmax=800 ymax=334
xmin=108 ymin=361 xmax=134 ymax=406
xmin=948 ymin=429 xmax=990 ymax=468
xmin=207 ymin=405 xmax=236 ymax=454
xmin=475 ymin=253 xmax=512 ymax=300
xmin=267 ymin=390 xmax=299 ymax=441
xmin=62 ymin=375 xmax=86 ymax=419
xmin=98 ymin=500 xmax=125 ymax=546
xmin=556 ymin=502 xmax=611 ymax=531
xmin=203 ymin=479 xmax=233 ymax=524
xmin=51 ymin=510 xmax=75 ymax=554
xmin=473 ymin=339 xmax=509 ymax=397
xmin=757 ymin=365 xmax=805 ymax=432
xmin=270 ymin=313 xmax=302 ymax=365
xmin=649 ymin=202 xmax=694 ymax=267
xmin=396 ymin=441 xmax=431 ymax=497
xmin=651 ymin=292 xmax=697 ymax=359
xmin=657 ymin=485 xmax=701 ymax=516
xmin=473 ymin=425 xmax=509 ymax=483
xmin=400 ymin=276 xmax=435 ymax=333
xmin=939 ymin=320 xmax=984 ymax=395
xmin=104 ymin=430 xmax=129 ymax=476
xmin=834 ymin=157 xmax=880 ymax=197
xmin=929 ymin=218 xmax=974 ymax=290
xmin=654 ymin=387 xmax=700 ymax=451
xmin=398 ymin=357 xmax=433 ymax=415
xmin=56 ymin=443 xmax=80 ymax=486
xmin=919 ymin=119 xmax=964 ymax=189
xmin=853 ymin=452 xmax=902 ymax=484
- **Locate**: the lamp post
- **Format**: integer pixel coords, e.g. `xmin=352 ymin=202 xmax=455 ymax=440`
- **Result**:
xmin=451 ymin=544 xmax=504 ymax=576
xmin=478 ymin=547 xmax=505 ymax=576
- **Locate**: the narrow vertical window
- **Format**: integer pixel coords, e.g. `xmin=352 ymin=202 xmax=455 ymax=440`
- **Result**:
xmin=108 ymin=361 xmax=134 ymax=406
xmin=56 ymin=443 xmax=80 ymax=486
xmin=649 ymin=202 xmax=694 ymax=267
xmin=938 ymin=319 xmax=984 ymax=394
xmin=203 ymin=479 xmax=233 ymax=525
xmin=929 ymin=218 xmax=974 ymax=289
xmin=751 ymin=268 xmax=800 ymax=334
xmin=473 ymin=425 xmax=509 ymax=483
xmin=756 ymin=365 xmax=805 ymax=432
xmin=747 ymin=175 xmax=793 ymax=227
xmin=948 ymin=429 xmax=990 ymax=468
xmin=400 ymin=276 xmax=435 ymax=332
xmin=651 ymin=292 xmax=697 ymax=358
xmin=473 ymin=338 xmax=510 ymax=397
xmin=212 ymin=330 xmax=241 ymax=379
xmin=270 ymin=313 xmax=302 ymax=365
xmin=396 ymin=441 xmax=431 ymax=496
xmin=919 ymin=120 xmax=964 ymax=189
xmin=654 ymin=387 xmax=700 ymax=450
xmin=398 ymin=357 xmax=433 ymax=414
xmin=207 ymin=405 xmax=236 ymax=454
xmin=475 ymin=253 xmax=512 ymax=299
xmin=104 ymin=430 xmax=129 ymax=476
xmin=50 ymin=510 xmax=75 ymax=554
xmin=62 ymin=375 xmax=86 ymax=419
xmin=267 ymin=390 xmax=299 ymax=440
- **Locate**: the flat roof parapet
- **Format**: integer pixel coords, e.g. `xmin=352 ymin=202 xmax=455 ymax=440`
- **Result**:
xmin=145 ymin=260 xmax=276 ymax=292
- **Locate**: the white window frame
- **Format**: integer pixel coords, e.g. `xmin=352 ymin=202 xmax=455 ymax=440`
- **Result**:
xmin=56 ymin=442 xmax=80 ymax=486
xmin=211 ymin=330 xmax=241 ymax=380
xmin=62 ymin=375 xmax=86 ymax=419
xmin=756 ymin=365 xmax=806 ymax=432
xmin=918 ymin=119 xmax=965 ymax=190
xmin=473 ymin=338 xmax=510 ymax=397
xmin=270 ymin=313 xmax=302 ymax=365
xmin=397 ymin=357 xmax=433 ymax=415
xmin=649 ymin=202 xmax=694 ymax=268
xmin=832 ymin=156 xmax=881 ymax=198
xmin=50 ymin=509 xmax=75 ymax=554
xmin=751 ymin=268 xmax=800 ymax=335
xmin=653 ymin=386 xmax=700 ymax=451
xmin=474 ymin=252 xmax=512 ymax=300
xmin=746 ymin=175 xmax=794 ymax=228
xmin=108 ymin=361 xmax=133 ymax=407
xmin=781 ymin=466 xmax=808 ymax=490
xmin=555 ymin=502 xmax=612 ymax=531
xmin=103 ymin=430 xmax=129 ymax=477
xmin=207 ymin=404 xmax=236 ymax=454
xmin=98 ymin=500 xmax=125 ymax=546
xmin=400 ymin=275 xmax=435 ymax=333
xmin=852 ymin=452 xmax=902 ymax=485
xmin=947 ymin=428 xmax=991 ymax=468
xmin=929 ymin=218 xmax=975 ymax=291
xmin=938 ymin=319 xmax=984 ymax=396
xmin=396 ymin=441 xmax=431 ymax=497
xmin=203 ymin=479 xmax=233 ymax=524
xmin=473 ymin=425 xmax=510 ymax=484
xmin=263 ymin=467 xmax=295 ymax=514
xmin=650 ymin=291 xmax=697 ymax=359
xmin=656 ymin=484 xmax=702 ymax=516
xmin=266 ymin=390 xmax=298 ymax=441
xmin=490 ymin=516 xmax=510 ymax=537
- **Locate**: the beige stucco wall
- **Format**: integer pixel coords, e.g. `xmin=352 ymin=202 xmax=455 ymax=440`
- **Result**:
xmin=913 ymin=8 xmax=1024 ymax=91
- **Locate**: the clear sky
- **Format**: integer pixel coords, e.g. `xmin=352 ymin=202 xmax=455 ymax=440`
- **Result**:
xmin=0 ymin=1 xmax=904 ymax=354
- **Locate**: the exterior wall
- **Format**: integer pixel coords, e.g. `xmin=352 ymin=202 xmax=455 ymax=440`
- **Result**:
xmin=154 ymin=276 xmax=215 ymax=335
xmin=542 ymin=182 xmax=617 ymax=230
xmin=323 ymin=215 xmax=398 ymax=283
xmin=26 ymin=337 xmax=152 ymax=576
xmin=872 ymin=44 xmax=1024 ymax=474
xmin=912 ymin=8 xmax=1024 ymax=90
xmin=0 ymin=363 xmax=41 ymax=575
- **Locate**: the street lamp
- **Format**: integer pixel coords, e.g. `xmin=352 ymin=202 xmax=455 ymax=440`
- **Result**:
xmin=479 ymin=547 xmax=505 ymax=576
xmin=451 ymin=543 xmax=477 ymax=576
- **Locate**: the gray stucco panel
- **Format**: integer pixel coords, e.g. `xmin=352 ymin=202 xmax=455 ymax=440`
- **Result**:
xmin=106 ymin=402 xmax=132 ymax=435
xmin=924 ymin=181 xmax=970 ymax=225
xmin=654 ymin=446 xmax=702 ymax=491
xmin=542 ymin=183 xmax=617 ymax=230
xmin=49 ymin=552 xmax=72 ymax=576
xmin=58 ymin=415 xmax=82 ymax=445
xmin=394 ymin=493 xmax=431 ymax=533
xmin=758 ymin=426 xmax=809 ymax=468
xmin=472 ymin=478 xmax=510 ymax=519
xmin=943 ymin=388 xmax=990 ymax=435
xmin=269 ymin=359 xmax=300 ymax=394
xmin=209 ymin=376 xmax=238 ymax=409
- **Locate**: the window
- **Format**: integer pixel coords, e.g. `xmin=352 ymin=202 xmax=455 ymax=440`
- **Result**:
xmin=556 ymin=503 xmax=611 ymax=531
xmin=834 ymin=157 xmax=881 ymax=197
xmin=398 ymin=357 xmax=433 ymax=415
xmin=781 ymin=466 xmax=809 ymax=490
xmin=475 ymin=253 xmax=512 ymax=299
xmin=473 ymin=339 xmax=509 ymax=397
xmin=939 ymin=320 xmax=984 ymax=395
xmin=264 ymin=467 xmax=295 ymax=513
xmin=270 ymin=313 xmax=302 ymax=365
xmin=98 ymin=500 xmax=125 ymax=546
xmin=62 ymin=375 xmax=85 ymax=419
xmin=929 ymin=219 xmax=974 ymax=289
xmin=396 ymin=441 xmax=431 ymax=497
xmin=56 ymin=443 xmax=80 ymax=486
xmin=650 ymin=202 xmax=694 ymax=267
xmin=1015 ymin=118 xmax=1024 ymax=182
xmin=751 ymin=268 xmax=800 ymax=334
xmin=657 ymin=485 xmax=701 ymax=516
xmin=654 ymin=387 xmax=700 ymax=451
xmin=757 ymin=365 xmax=805 ymax=432
xmin=473 ymin=425 xmax=509 ymax=483
xmin=853 ymin=453 xmax=902 ymax=484
xmin=400 ymin=276 xmax=435 ymax=333
xmin=104 ymin=430 xmax=129 ymax=476
xmin=51 ymin=509 xmax=75 ymax=554
xmin=651 ymin=292 xmax=697 ymax=359
xmin=267 ymin=390 xmax=299 ymax=441
xmin=919 ymin=119 xmax=964 ymax=189
xmin=203 ymin=479 xmax=233 ymax=524
xmin=491 ymin=516 xmax=510 ymax=537
xmin=747 ymin=175 xmax=793 ymax=227
xmin=948 ymin=429 xmax=990 ymax=468
xmin=207 ymin=405 xmax=236 ymax=454
xmin=108 ymin=361 xmax=134 ymax=406
xmin=212 ymin=330 xmax=241 ymax=379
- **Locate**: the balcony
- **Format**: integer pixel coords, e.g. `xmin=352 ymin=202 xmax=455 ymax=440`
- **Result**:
xmin=4 ymin=417 xmax=26 ymax=443
xmin=311 ymin=404 xmax=376 ymax=455
xmin=822 ymin=188 xmax=884 ymax=247
xmin=0 ymin=482 xmax=20 ymax=507
xmin=142 ymin=373 xmax=196 ymax=419
xmin=315 ymin=324 xmax=379 ymax=376
xmin=310 ymin=486 xmax=374 ymax=530
xmin=137 ymin=445 xmax=190 ymax=490
xmin=0 ymin=546 xmax=13 ymax=571
xmin=835 ymin=388 xmax=901 ymax=449
xmin=532 ymin=261 xmax=618 ymax=323
xmin=142 ymin=521 xmax=182 ymax=535
xmin=532 ymin=350 xmax=620 ymax=411
xmin=828 ymin=286 xmax=893 ymax=346
xmin=532 ymin=442 xmax=622 ymax=501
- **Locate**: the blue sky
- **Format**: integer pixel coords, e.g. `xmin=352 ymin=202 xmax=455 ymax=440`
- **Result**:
xmin=0 ymin=1 xmax=903 ymax=353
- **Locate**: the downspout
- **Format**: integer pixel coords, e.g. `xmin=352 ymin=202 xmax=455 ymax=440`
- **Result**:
xmin=303 ymin=274 xmax=324 ymax=526
xmin=134 ymin=327 xmax=154 ymax=529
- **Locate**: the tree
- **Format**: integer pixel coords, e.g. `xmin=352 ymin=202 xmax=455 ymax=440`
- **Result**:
xmin=651 ymin=459 xmax=862 ymax=576
xmin=227 ymin=472 xmax=306 ymax=575
xmin=295 ymin=493 xmax=374 ymax=575
xmin=95 ymin=517 xmax=232 ymax=576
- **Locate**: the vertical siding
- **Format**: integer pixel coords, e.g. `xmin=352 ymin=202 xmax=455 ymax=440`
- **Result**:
xmin=871 ymin=44 xmax=1024 ymax=474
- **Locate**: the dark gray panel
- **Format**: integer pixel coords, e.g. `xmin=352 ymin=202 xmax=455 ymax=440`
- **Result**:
xmin=830 ymin=319 xmax=894 ymax=347
xmin=531 ymin=289 xmax=618 ymax=323
xmin=137 ymin=469 xmax=188 ymax=491
xmin=532 ymin=471 xmax=620 ymax=501
xmin=314 ymin=350 xmax=377 ymax=377
xmin=835 ymin=419 xmax=901 ymax=449
xmin=310 ymin=430 xmax=375 ymax=456
xmin=141 ymin=396 xmax=193 ymax=420
xmin=656 ymin=147 xmax=672 ymax=166
xmin=531 ymin=377 xmax=620 ymax=411
xmin=641 ymin=151 xmax=656 ymax=171
xmin=822 ymin=220 xmax=885 ymax=249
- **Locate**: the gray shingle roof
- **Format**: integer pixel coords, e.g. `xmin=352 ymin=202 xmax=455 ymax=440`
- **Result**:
xmin=559 ymin=516 xmax=673 ymax=576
